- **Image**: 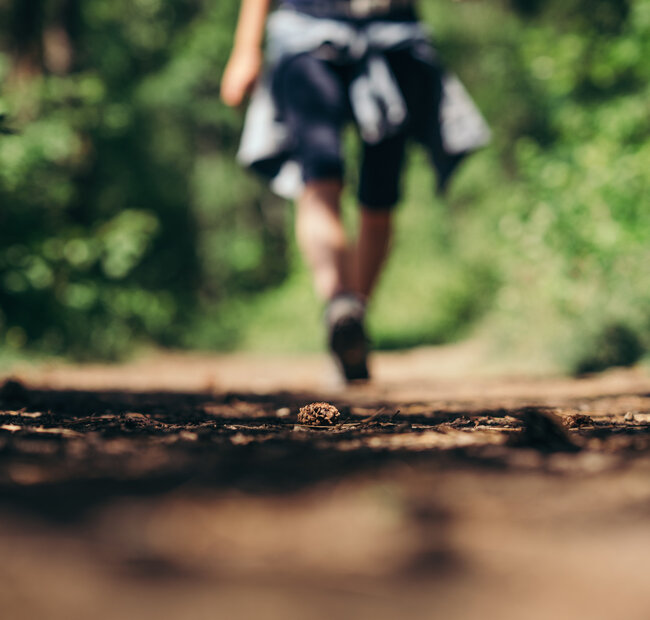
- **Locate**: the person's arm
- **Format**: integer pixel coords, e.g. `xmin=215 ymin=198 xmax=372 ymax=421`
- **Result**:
xmin=221 ymin=0 xmax=273 ymax=107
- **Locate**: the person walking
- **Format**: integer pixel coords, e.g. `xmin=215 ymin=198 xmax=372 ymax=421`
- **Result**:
xmin=221 ymin=0 xmax=489 ymax=381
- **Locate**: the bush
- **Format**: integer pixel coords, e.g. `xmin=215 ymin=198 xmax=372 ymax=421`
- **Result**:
xmin=0 ymin=0 xmax=287 ymax=358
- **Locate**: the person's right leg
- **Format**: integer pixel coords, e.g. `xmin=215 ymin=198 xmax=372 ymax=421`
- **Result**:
xmin=354 ymin=123 xmax=407 ymax=302
xmin=353 ymin=206 xmax=393 ymax=301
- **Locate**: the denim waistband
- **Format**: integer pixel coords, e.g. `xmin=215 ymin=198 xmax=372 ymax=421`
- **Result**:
xmin=279 ymin=0 xmax=417 ymax=22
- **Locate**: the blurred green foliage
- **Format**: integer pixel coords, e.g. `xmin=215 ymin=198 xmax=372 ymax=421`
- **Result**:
xmin=0 ymin=0 xmax=648 ymax=372
xmin=445 ymin=0 xmax=650 ymax=372
xmin=0 ymin=0 xmax=287 ymax=358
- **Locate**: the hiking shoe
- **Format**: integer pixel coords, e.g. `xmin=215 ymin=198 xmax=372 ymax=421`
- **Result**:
xmin=325 ymin=293 xmax=369 ymax=382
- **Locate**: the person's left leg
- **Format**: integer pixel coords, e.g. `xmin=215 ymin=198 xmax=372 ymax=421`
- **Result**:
xmin=277 ymin=55 xmax=369 ymax=380
xmin=277 ymin=54 xmax=350 ymax=302
xmin=295 ymin=179 xmax=348 ymax=301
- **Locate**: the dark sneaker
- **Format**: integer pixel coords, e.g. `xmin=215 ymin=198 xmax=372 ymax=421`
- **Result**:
xmin=325 ymin=293 xmax=369 ymax=382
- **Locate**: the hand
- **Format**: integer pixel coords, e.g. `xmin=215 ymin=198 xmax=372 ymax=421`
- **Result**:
xmin=220 ymin=49 xmax=262 ymax=107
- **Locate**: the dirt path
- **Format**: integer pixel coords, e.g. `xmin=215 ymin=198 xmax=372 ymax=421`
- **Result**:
xmin=2 ymin=347 xmax=650 ymax=620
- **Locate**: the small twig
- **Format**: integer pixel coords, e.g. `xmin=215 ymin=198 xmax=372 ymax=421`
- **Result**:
xmin=361 ymin=407 xmax=400 ymax=424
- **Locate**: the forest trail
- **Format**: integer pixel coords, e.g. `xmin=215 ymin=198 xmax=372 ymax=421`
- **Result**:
xmin=2 ymin=347 xmax=650 ymax=620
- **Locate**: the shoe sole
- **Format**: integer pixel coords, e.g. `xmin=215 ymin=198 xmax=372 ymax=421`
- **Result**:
xmin=330 ymin=317 xmax=369 ymax=381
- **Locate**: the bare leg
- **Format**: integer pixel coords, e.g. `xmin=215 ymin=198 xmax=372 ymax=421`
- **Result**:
xmin=295 ymin=179 xmax=349 ymax=301
xmin=353 ymin=207 xmax=393 ymax=302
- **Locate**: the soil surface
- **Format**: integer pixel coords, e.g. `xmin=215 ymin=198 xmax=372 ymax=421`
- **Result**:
xmin=2 ymin=346 xmax=650 ymax=620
